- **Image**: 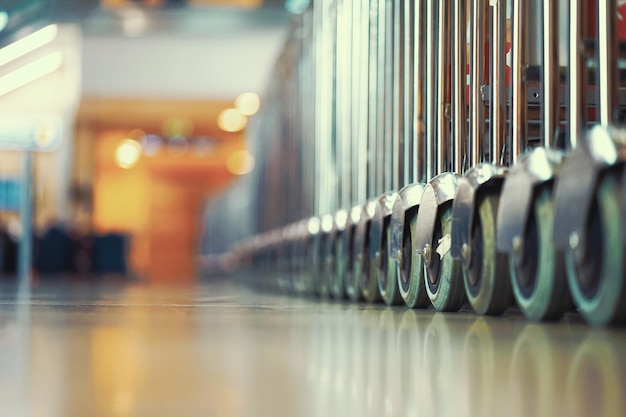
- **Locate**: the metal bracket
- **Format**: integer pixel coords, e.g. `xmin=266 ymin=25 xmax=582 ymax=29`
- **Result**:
xmin=414 ymin=173 xmax=459 ymax=264
xmin=496 ymin=147 xmax=562 ymax=260
xmin=451 ymin=163 xmax=506 ymax=267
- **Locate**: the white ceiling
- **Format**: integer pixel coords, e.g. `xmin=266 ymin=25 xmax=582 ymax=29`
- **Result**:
xmin=80 ymin=7 xmax=290 ymax=100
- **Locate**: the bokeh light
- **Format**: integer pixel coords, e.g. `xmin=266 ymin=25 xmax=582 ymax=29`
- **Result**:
xmin=235 ymin=92 xmax=261 ymax=116
xmin=218 ymin=108 xmax=247 ymax=133
xmin=115 ymin=139 xmax=142 ymax=169
xmin=226 ymin=150 xmax=255 ymax=175
xmin=0 ymin=12 xmax=8 ymax=32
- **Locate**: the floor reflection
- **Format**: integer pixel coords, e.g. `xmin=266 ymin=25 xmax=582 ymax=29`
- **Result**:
xmin=302 ymin=307 xmax=626 ymax=417
xmin=0 ymin=283 xmax=623 ymax=417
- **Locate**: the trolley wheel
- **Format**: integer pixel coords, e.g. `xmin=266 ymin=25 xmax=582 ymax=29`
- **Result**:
xmin=565 ymin=170 xmax=626 ymax=325
xmin=424 ymin=204 xmax=466 ymax=311
xmin=346 ymin=255 xmax=362 ymax=302
xmin=463 ymin=194 xmax=513 ymax=315
xmin=379 ymin=226 xmax=403 ymax=305
xmin=509 ymin=186 xmax=570 ymax=321
xmin=343 ymin=225 xmax=361 ymax=301
xmin=362 ymin=251 xmax=381 ymax=303
xmin=398 ymin=209 xmax=430 ymax=308
xmin=330 ymin=234 xmax=346 ymax=299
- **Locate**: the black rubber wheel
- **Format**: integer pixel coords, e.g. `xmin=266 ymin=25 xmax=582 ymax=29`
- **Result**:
xmin=463 ymin=194 xmax=513 ymax=315
xmin=345 ymin=226 xmax=362 ymax=302
xmin=317 ymin=235 xmax=330 ymax=298
xmin=509 ymin=186 xmax=571 ymax=321
xmin=379 ymin=225 xmax=404 ymax=305
xmin=424 ymin=204 xmax=466 ymax=311
xmin=361 ymin=249 xmax=381 ymax=303
xmin=398 ymin=209 xmax=430 ymax=308
xmin=330 ymin=231 xmax=347 ymax=299
xmin=565 ymin=171 xmax=626 ymax=325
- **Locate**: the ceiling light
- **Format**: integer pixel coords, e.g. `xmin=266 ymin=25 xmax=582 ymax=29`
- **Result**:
xmin=235 ymin=92 xmax=261 ymax=116
xmin=120 ymin=6 xmax=148 ymax=37
xmin=217 ymin=108 xmax=247 ymax=133
xmin=0 ymin=24 xmax=58 ymax=68
xmin=115 ymin=139 xmax=142 ymax=169
xmin=0 ymin=52 xmax=63 ymax=97
xmin=226 ymin=150 xmax=255 ymax=175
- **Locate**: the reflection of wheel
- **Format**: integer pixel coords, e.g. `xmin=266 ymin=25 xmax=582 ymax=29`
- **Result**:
xmin=424 ymin=204 xmax=466 ymax=311
xmin=398 ymin=209 xmax=430 ymax=308
xmin=509 ymin=186 xmax=570 ymax=321
xmin=463 ymin=318 xmax=495 ymax=417
xmin=566 ymin=333 xmax=624 ymax=417
xmin=565 ymin=170 xmax=626 ymax=325
xmin=379 ymin=226 xmax=403 ymax=305
xmin=464 ymin=194 xmax=513 ymax=315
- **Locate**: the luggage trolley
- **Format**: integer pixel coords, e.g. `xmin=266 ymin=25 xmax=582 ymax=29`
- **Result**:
xmin=233 ymin=0 xmax=626 ymax=326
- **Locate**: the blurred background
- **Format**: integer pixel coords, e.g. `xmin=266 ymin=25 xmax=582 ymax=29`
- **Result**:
xmin=0 ymin=0 xmax=295 ymax=284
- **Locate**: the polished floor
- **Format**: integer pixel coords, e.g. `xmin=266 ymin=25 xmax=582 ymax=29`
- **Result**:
xmin=0 ymin=279 xmax=624 ymax=417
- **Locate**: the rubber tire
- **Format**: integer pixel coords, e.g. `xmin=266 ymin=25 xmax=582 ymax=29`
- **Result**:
xmin=345 ymin=227 xmax=362 ymax=302
xmin=398 ymin=209 xmax=430 ymax=308
xmin=379 ymin=226 xmax=404 ymax=305
xmin=509 ymin=186 xmax=571 ymax=321
xmin=317 ymin=235 xmax=330 ymax=298
xmin=330 ymin=232 xmax=347 ymax=299
xmin=565 ymin=171 xmax=626 ymax=325
xmin=463 ymin=194 xmax=513 ymax=315
xmin=424 ymin=204 xmax=466 ymax=311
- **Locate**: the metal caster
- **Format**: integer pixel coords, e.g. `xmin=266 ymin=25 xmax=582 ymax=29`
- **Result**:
xmin=390 ymin=183 xmax=430 ymax=308
xmin=415 ymin=173 xmax=466 ymax=311
xmin=329 ymin=209 xmax=349 ymax=299
xmin=553 ymin=126 xmax=626 ymax=325
xmin=452 ymin=164 xmax=512 ymax=315
xmin=344 ymin=205 xmax=363 ymax=301
xmin=566 ymin=170 xmax=626 ymax=325
xmin=371 ymin=192 xmax=403 ymax=305
xmin=304 ymin=217 xmax=321 ymax=296
xmin=499 ymin=148 xmax=570 ymax=321
xmin=355 ymin=199 xmax=380 ymax=303
xmin=315 ymin=214 xmax=334 ymax=298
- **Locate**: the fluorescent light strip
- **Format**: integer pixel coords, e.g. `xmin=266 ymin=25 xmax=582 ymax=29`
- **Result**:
xmin=0 ymin=52 xmax=63 ymax=97
xmin=0 ymin=24 xmax=58 ymax=68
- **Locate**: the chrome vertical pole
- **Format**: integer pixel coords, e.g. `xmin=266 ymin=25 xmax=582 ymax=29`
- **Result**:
xmin=356 ymin=0 xmax=369 ymax=202
xmin=435 ymin=0 xmax=451 ymax=173
xmin=568 ymin=0 xmax=586 ymax=149
xmin=452 ymin=0 xmax=467 ymax=174
xmin=402 ymin=0 xmax=414 ymax=186
xmin=425 ymin=0 xmax=437 ymax=179
xmin=392 ymin=0 xmax=403 ymax=190
xmin=490 ymin=0 xmax=507 ymax=164
xmin=382 ymin=0 xmax=394 ymax=193
xmin=350 ymin=0 xmax=360 ymax=204
xmin=470 ymin=0 xmax=488 ymax=167
xmin=18 ymin=152 xmax=33 ymax=287
xmin=336 ymin=0 xmax=352 ymax=208
xmin=369 ymin=0 xmax=381 ymax=198
xmin=542 ymin=0 xmax=559 ymax=148
xmin=511 ymin=0 xmax=527 ymax=164
xmin=598 ymin=0 xmax=617 ymax=126
xmin=414 ymin=0 xmax=426 ymax=182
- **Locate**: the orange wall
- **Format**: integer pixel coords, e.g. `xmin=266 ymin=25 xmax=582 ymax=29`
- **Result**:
xmin=81 ymin=98 xmax=248 ymax=284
